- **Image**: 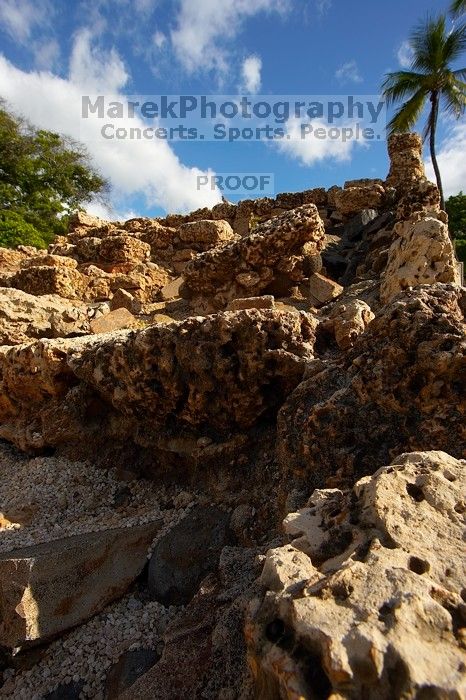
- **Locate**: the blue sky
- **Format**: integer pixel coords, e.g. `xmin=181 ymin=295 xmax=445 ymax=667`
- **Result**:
xmin=0 ymin=0 xmax=464 ymax=217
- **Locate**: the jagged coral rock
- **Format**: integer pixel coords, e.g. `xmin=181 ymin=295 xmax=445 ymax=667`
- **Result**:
xmin=321 ymin=298 xmax=375 ymax=350
xmin=248 ymin=451 xmax=466 ymax=699
xmin=381 ymin=215 xmax=460 ymax=303
xmin=386 ymin=132 xmax=425 ymax=189
xmin=98 ymin=235 xmax=151 ymax=264
xmin=10 ymin=265 xmax=89 ymax=300
xmin=334 ymin=184 xmax=385 ymax=217
xmin=278 ymin=285 xmax=466 ymax=492
xmin=20 ymin=254 xmax=78 ymax=270
xmin=0 ymin=288 xmax=90 ymax=345
xmin=0 ymin=310 xmax=316 ymax=453
xmin=182 ymin=204 xmax=325 ymax=310
xmin=177 ymin=219 xmax=237 ymax=250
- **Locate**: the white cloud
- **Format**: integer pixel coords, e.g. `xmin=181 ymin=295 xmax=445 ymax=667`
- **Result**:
xmin=425 ymin=123 xmax=466 ymax=198
xmin=33 ymin=39 xmax=60 ymax=70
xmin=276 ymin=117 xmax=364 ymax=166
xmin=335 ymin=60 xmax=363 ymax=84
xmin=153 ymin=30 xmax=166 ymax=49
xmin=0 ymin=0 xmax=52 ymax=43
xmin=241 ymin=55 xmax=262 ymax=93
xmin=316 ymin=0 xmax=331 ymax=15
xmin=397 ymin=40 xmax=414 ymax=69
xmin=0 ymin=32 xmax=221 ymax=214
xmin=170 ymin=0 xmax=287 ymax=76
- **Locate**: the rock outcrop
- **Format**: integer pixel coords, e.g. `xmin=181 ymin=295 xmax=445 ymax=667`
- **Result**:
xmin=181 ymin=204 xmax=325 ymax=311
xmin=278 ymin=284 xmax=466 ymax=493
xmin=249 ymin=450 xmax=466 ymax=699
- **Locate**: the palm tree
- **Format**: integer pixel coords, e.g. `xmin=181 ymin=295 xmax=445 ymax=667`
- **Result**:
xmin=450 ymin=0 xmax=466 ymax=16
xmin=382 ymin=15 xmax=466 ymax=209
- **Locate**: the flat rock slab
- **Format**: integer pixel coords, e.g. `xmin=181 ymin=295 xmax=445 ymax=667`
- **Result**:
xmin=0 ymin=521 xmax=161 ymax=648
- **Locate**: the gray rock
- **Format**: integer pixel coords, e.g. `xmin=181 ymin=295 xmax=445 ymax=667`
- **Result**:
xmin=148 ymin=505 xmax=231 ymax=605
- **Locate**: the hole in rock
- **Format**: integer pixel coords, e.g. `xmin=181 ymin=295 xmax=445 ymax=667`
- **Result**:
xmin=406 ymin=483 xmax=425 ymax=502
xmin=408 ymin=556 xmax=430 ymax=575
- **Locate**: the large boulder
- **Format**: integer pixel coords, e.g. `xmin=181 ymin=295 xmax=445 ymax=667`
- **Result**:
xmin=182 ymin=204 xmax=325 ymax=310
xmin=9 ymin=266 xmax=89 ymax=300
xmin=278 ymin=285 xmax=466 ymax=493
xmin=0 ymin=521 xmax=161 ymax=648
xmin=0 ymin=288 xmax=90 ymax=345
xmin=386 ymin=132 xmax=425 ymax=190
xmin=0 ymin=310 xmax=316 ymax=454
xmin=249 ymin=451 xmax=466 ymax=699
xmin=177 ymin=219 xmax=237 ymax=251
xmin=381 ymin=215 xmax=460 ymax=303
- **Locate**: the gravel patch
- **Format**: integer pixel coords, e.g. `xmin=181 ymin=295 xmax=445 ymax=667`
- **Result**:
xmin=0 ymin=442 xmax=196 ymax=554
xmin=0 ymin=592 xmax=179 ymax=699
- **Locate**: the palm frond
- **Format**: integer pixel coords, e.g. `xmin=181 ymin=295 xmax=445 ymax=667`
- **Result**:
xmin=381 ymin=70 xmax=427 ymax=105
xmin=442 ymin=77 xmax=466 ymax=117
xmin=386 ymin=88 xmax=427 ymax=134
xmin=450 ymin=0 xmax=466 ymax=16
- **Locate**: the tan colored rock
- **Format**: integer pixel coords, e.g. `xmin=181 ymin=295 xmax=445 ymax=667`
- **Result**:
xmin=278 ymin=284 xmax=466 ymax=493
xmin=178 ymin=219 xmax=237 ymax=250
xmin=249 ymin=451 xmax=466 ymax=699
xmin=227 ymin=296 xmax=275 ymax=311
xmin=110 ymin=288 xmax=142 ymax=314
xmin=182 ymin=204 xmax=325 ymax=310
xmin=0 ymin=288 xmax=90 ymax=345
xmin=309 ymin=272 xmax=343 ymax=307
xmin=322 ymin=298 xmax=375 ymax=350
xmin=0 ymin=310 xmax=316 ymax=453
xmin=99 ymin=235 xmax=151 ymax=264
xmin=386 ymin=132 xmax=425 ymax=189
xmin=380 ymin=215 xmax=460 ymax=303
xmin=161 ymin=276 xmax=183 ymax=300
xmin=0 ymin=247 xmax=28 ymax=274
xmin=334 ymin=184 xmax=385 ymax=216
xmin=0 ymin=521 xmax=161 ymax=648
xmin=10 ymin=266 xmax=89 ymax=300
xmin=90 ymin=307 xmax=139 ymax=334
xmin=20 ymin=254 xmax=78 ymax=270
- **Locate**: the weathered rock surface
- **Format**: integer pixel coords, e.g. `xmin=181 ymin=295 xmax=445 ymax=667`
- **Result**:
xmin=381 ymin=215 xmax=460 ymax=302
xmin=0 ymin=309 xmax=316 ymax=454
xmin=182 ymin=205 xmax=325 ymax=310
xmin=308 ymin=272 xmax=343 ymax=307
xmin=321 ymin=297 xmax=375 ymax=350
xmin=386 ymin=132 xmax=425 ymax=189
xmin=249 ymin=451 xmax=466 ymax=699
xmin=178 ymin=219 xmax=237 ymax=250
xmin=0 ymin=521 xmax=161 ymax=648
xmin=10 ymin=265 xmax=89 ymax=300
xmin=334 ymin=183 xmax=385 ymax=217
xmin=0 ymin=288 xmax=91 ymax=345
xmin=278 ymin=285 xmax=466 ymax=492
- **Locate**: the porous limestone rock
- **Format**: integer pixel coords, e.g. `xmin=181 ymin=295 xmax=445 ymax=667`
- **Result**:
xmin=98 ymin=235 xmax=151 ymax=264
xmin=334 ymin=184 xmax=385 ymax=217
xmin=0 ymin=288 xmax=90 ymax=345
xmin=177 ymin=219 xmax=237 ymax=250
xmin=20 ymin=254 xmax=78 ymax=270
xmin=278 ymin=284 xmax=466 ymax=492
xmin=0 ymin=247 xmax=27 ymax=274
xmin=182 ymin=204 xmax=325 ymax=310
xmin=321 ymin=297 xmax=375 ymax=350
xmin=381 ymin=215 xmax=460 ymax=303
xmin=0 ymin=309 xmax=316 ymax=453
xmin=386 ymin=132 xmax=425 ymax=189
xmin=9 ymin=266 xmax=89 ymax=300
xmin=248 ymin=451 xmax=466 ymax=699
xmin=0 ymin=521 xmax=161 ymax=648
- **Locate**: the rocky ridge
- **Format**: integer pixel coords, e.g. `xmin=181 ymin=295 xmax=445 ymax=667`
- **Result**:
xmin=0 ymin=133 xmax=464 ymax=699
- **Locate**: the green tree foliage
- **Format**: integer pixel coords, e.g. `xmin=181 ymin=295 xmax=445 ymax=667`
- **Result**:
xmin=446 ymin=192 xmax=466 ymax=263
xmin=381 ymin=15 xmax=466 ymax=209
xmin=0 ymin=100 xmax=108 ymax=249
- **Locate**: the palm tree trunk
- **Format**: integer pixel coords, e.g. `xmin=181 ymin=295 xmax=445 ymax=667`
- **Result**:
xmin=429 ymin=91 xmax=445 ymax=210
